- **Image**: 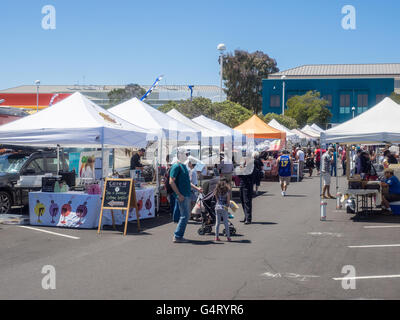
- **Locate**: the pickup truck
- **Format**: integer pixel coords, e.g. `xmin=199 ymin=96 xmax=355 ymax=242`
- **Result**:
xmin=0 ymin=151 xmax=68 ymax=214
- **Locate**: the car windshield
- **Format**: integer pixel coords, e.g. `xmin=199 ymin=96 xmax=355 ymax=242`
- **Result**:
xmin=0 ymin=154 xmax=30 ymax=173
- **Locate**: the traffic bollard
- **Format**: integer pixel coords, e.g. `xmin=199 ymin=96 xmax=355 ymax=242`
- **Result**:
xmin=320 ymin=201 xmax=327 ymax=221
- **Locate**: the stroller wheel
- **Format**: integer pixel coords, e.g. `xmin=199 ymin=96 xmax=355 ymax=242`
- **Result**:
xmin=198 ymin=228 xmax=206 ymax=235
xmin=222 ymin=229 xmax=226 ymax=236
xmin=230 ymin=227 xmax=236 ymax=235
xmin=205 ymin=226 xmax=213 ymax=234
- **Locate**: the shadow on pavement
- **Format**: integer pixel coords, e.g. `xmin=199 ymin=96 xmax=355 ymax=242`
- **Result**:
xmin=351 ymin=213 xmax=400 ymax=224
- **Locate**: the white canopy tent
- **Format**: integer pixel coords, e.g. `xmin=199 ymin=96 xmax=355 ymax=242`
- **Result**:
xmin=166 ymin=109 xmax=227 ymax=142
xmin=192 ymin=115 xmax=246 ymax=163
xmin=268 ymin=119 xmax=300 ymax=143
xmin=321 ymin=97 xmax=400 ymax=144
xmin=192 ymin=115 xmax=242 ymax=139
xmin=301 ymin=125 xmax=321 ymax=139
xmin=311 ymin=123 xmax=325 ymax=133
xmin=0 ymin=92 xmax=152 ymax=148
xmin=109 ymin=98 xmax=201 ymax=142
xmin=291 ymin=129 xmax=317 ymax=141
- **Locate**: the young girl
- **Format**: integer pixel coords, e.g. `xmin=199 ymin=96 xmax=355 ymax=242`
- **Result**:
xmin=214 ymin=178 xmax=232 ymax=242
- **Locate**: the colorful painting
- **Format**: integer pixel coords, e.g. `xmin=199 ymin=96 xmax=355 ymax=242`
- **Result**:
xmin=61 ymin=201 xmax=72 ymax=224
xmin=49 ymin=200 xmax=59 ymax=224
xmin=34 ymin=200 xmax=46 ymax=223
xmin=76 ymin=202 xmax=88 ymax=226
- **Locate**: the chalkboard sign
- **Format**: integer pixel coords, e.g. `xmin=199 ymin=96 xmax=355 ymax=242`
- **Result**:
xmin=97 ymin=178 xmax=140 ymax=236
xmin=103 ymin=179 xmax=132 ymax=209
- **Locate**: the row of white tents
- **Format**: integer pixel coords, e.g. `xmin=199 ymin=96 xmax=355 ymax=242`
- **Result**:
xmin=0 ymin=92 xmax=243 ymax=157
xmin=267 ymin=119 xmax=323 ymax=145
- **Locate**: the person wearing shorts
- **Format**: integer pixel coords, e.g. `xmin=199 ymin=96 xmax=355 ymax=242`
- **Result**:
xmin=277 ymin=150 xmax=293 ymax=197
xmin=321 ymin=147 xmax=335 ymax=199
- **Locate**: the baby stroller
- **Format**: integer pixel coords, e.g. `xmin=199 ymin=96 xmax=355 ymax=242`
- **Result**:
xmin=197 ymin=192 xmax=237 ymax=236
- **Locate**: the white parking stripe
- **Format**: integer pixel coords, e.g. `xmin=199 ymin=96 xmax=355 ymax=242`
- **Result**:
xmin=19 ymin=226 xmax=80 ymax=240
xmin=348 ymin=244 xmax=400 ymax=248
xmin=364 ymin=225 xmax=400 ymax=229
xmin=333 ymin=275 xmax=400 ymax=281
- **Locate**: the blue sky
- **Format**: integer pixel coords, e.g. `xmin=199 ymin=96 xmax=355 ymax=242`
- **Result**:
xmin=0 ymin=0 xmax=399 ymax=90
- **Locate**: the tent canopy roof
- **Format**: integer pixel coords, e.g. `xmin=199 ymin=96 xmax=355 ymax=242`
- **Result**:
xmin=109 ymin=98 xmax=201 ymax=141
xmin=322 ymin=97 xmax=400 ymax=144
xmin=166 ymin=109 xmax=225 ymax=139
xmin=192 ymin=115 xmax=242 ymax=137
xmin=234 ymin=115 xmax=286 ymax=140
xmin=0 ymin=92 xmax=151 ymax=148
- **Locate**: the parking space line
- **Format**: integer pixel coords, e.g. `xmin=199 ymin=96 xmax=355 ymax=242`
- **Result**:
xmin=19 ymin=226 xmax=80 ymax=240
xmin=348 ymin=244 xmax=400 ymax=248
xmin=363 ymin=225 xmax=400 ymax=229
xmin=333 ymin=274 xmax=400 ymax=281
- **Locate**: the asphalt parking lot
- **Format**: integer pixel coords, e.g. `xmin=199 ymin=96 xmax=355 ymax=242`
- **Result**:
xmin=0 ymin=175 xmax=399 ymax=300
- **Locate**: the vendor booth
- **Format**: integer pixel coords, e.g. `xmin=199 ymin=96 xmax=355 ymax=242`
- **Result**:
xmin=321 ymin=97 xmax=400 ymax=216
xmin=0 ymin=92 xmax=158 ymax=228
xmin=268 ymin=119 xmax=300 ymax=144
xmin=301 ymin=125 xmax=321 ymax=139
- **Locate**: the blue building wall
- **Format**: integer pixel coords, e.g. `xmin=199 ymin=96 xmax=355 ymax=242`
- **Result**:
xmin=262 ymin=78 xmax=395 ymax=124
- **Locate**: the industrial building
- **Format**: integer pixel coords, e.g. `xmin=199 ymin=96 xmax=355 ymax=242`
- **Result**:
xmin=262 ymin=63 xmax=400 ymax=126
xmin=0 ymin=84 xmax=225 ymax=110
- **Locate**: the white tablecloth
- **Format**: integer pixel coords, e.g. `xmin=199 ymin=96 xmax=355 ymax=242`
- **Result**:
xmin=29 ymin=186 xmax=156 ymax=229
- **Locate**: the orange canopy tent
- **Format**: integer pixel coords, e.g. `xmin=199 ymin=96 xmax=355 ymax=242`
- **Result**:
xmin=234 ymin=115 xmax=286 ymax=141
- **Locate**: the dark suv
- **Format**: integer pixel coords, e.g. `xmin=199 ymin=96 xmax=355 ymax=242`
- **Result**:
xmin=0 ymin=151 xmax=69 ymax=214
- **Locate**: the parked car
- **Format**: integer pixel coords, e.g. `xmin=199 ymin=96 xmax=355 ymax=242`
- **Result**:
xmin=0 ymin=151 xmax=68 ymax=214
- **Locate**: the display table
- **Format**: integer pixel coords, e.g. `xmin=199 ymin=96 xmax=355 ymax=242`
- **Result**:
xmin=344 ymin=189 xmax=380 ymax=214
xmin=102 ymin=186 xmax=156 ymax=226
xmin=29 ymin=191 xmax=101 ymax=228
xmin=29 ymin=186 xmax=156 ymax=229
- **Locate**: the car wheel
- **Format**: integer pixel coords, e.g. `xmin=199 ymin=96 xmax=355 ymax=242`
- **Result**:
xmin=0 ymin=191 xmax=11 ymax=214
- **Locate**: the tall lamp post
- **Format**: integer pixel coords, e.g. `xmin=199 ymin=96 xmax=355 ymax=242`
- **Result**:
xmin=217 ymin=43 xmax=226 ymax=102
xmin=281 ymin=75 xmax=286 ymax=115
xmin=35 ymin=80 xmax=40 ymax=112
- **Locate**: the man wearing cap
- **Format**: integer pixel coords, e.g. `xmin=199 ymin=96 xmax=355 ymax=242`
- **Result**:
xmin=321 ymin=147 xmax=335 ymax=199
xmin=381 ymin=168 xmax=400 ymax=214
xmin=169 ymin=148 xmax=203 ymax=243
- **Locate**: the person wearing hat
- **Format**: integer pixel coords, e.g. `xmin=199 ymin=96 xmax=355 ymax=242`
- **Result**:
xmin=169 ymin=148 xmax=203 ymax=242
xmin=381 ymin=168 xmax=400 ymax=214
xmin=321 ymin=147 xmax=335 ymax=199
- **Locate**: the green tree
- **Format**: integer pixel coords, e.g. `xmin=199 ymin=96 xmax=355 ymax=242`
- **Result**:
xmin=390 ymin=92 xmax=400 ymax=104
xmin=263 ymin=113 xmax=298 ymax=129
xmin=159 ymin=98 xmax=252 ymax=128
xmin=222 ymin=50 xmax=279 ymax=114
xmin=285 ymin=91 xmax=332 ymax=128
xmin=107 ymin=83 xmax=146 ymax=107
xmin=212 ymin=101 xmax=253 ymax=128
xmin=158 ymin=97 xmax=213 ymax=118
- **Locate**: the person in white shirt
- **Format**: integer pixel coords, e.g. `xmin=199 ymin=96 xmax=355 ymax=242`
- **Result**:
xmin=296 ymin=147 xmax=305 ymax=179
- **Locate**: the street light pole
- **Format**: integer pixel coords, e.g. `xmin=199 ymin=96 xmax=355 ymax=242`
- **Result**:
xmin=352 ymin=106 xmax=355 ymax=118
xmin=35 ymin=80 xmax=40 ymax=112
xmin=217 ymin=43 xmax=226 ymax=102
xmin=281 ymin=75 xmax=286 ymax=115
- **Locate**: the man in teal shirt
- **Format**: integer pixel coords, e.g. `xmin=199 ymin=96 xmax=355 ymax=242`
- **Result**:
xmin=169 ymin=149 xmax=202 ymax=243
